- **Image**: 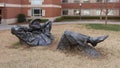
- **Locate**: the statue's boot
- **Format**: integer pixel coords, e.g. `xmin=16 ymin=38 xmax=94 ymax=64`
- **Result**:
xmin=88 ymin=35 xmax=109 ymax=47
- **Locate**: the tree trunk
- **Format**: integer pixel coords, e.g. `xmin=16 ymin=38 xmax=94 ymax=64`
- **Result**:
xmin=105 ymin=9 xmax=108 ymax=25
xmin=104 ymin=0 xmax=108 ymax=25
xmin=100 ymin=9 xmax=103 ymax=20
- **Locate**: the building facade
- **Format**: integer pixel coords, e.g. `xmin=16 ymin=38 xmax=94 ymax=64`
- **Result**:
xmin=62 ymin=0 xmax=120 ymax=16
xmin=0 ymin=0 xmax=120 ymax=24
xmin=0 ymin=0 xmax=61 ymax=24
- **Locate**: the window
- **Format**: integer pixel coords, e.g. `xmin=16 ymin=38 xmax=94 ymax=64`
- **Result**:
xmin=83 ymin=0 xmax=89 ymax=3
xmin=74 ymin=0 xmax=80 ymax=3
xmin=32 ymin=8 xmax=42 ymax=16
xmin=62 ymin=10 xmax=68 ymax=15
xmin=108 ymin=10 xmax=114 ymax=15
xmin=96 ymin=0 xmax=102 ymax=2
xmin=83 ymin=10 xmax=90 ymax=15
xmin=31 ymin=0 xmax=43 ymax=5
xmin=74 ymin=10 xmax=80 ymax=15
xmin=96 ymin=10 xmax=101 ymax=15
xmin=107 ymin=0 xmax=114 ymax=2
xmin=62 ymin=0 xmax=68 ymax=3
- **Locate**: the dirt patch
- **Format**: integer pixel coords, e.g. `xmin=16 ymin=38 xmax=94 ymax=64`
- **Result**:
xmin=0 ymin=24 xmax=120 ymax=68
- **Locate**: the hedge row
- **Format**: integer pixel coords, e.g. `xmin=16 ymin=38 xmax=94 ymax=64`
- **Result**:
xmin=54 ymin=16 xmax=120 ymax=22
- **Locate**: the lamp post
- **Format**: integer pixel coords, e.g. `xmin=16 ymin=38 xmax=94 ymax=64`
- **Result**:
xmin=3 ymin=0 xmax=6 ymax=24
xmin=79 ymin=3 xmax=82 ymax=20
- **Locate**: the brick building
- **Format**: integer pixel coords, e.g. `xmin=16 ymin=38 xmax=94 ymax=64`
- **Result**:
xmin=0 ymin=0 xmax=120 ymax=24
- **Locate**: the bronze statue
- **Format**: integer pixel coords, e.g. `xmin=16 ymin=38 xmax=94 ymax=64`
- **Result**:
xmin=11 ymin=19 xmax=53 ymax=46
xmin=57 ymin=30 xmax=109 ymax=57
xmin=11 ymin=19 xmax=109 ymax=57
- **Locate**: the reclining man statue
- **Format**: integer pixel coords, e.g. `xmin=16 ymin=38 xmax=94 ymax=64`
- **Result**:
xmin=11 ymin=19 xmax=53 ymax=46
xmin=57 ymin=30 xmax=109 ymax=57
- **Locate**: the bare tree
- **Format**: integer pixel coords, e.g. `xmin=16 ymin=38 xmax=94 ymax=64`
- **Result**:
xmin=99 ymin=6 xmax=103 ymax=20
xmin=99 ymin=0 xmax=103 ymax=20
xmin=102 ymin=0 xmax=115 ymax=25
xmin=104 ymin=0 xmax=108 ymax=25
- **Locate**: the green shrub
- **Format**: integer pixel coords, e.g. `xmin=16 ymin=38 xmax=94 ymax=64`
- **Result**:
xmin=54 ymin=17 xmax=64 ymax=22
xmin=63 ymin=16 xmax=80 ymax=19
xmin=41 ymin=19 xmax=49 ymax=22
xmin=82 ymin=16 xmax=99 ymax=19
xmin=17 ymin=14 xmax=26 ymax=23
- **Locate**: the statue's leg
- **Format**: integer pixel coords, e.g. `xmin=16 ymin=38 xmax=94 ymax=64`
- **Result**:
xmin=83 ymin=44 xmax=101 ymax=57
xmin=57 ymin=31 xmax=102 ymax=57
xmin=57 ymin=34 xmax=70 ymax=50
xmin=88 ymin=35 xmax=109 ymax=47
xmin=63 ymin=31 xmax=89 ymax=46
xmin=57 ymin=31 xmax=85 ymax=50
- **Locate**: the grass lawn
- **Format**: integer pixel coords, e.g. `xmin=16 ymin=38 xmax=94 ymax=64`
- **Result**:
xmin=0 ymin=24 xmax=120 ymax=68
xmin=86 ymin=24 xmax=120 ymax=31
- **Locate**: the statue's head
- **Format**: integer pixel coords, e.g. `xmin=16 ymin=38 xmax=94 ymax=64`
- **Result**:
xmin=11 ymin=26 xmax=28 ymax=36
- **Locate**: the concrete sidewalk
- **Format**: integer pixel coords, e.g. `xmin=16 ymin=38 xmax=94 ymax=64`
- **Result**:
xmin=0 ymin=20 xmax=120 ymax=30
xmin=53 ymin=20 xmax=120 ymax=25
xmin=0 ymin=24 xmax=14 ymax=30
xmin=0 ymin=24 xmax=28 ymax=30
